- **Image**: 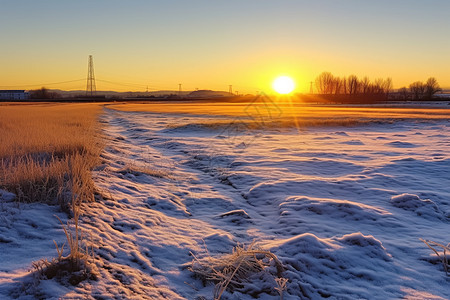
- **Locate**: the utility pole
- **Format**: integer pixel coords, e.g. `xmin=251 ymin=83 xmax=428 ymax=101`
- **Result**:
xmin=229 ymin=85 xmax=232 ymax=95
xmin=86 ymin=55 xmax=96 ymax=96
xmin=178 ymin=84 xmax=182 ymax=97
xmin=309 ymin=81 xmax=314 ymax=94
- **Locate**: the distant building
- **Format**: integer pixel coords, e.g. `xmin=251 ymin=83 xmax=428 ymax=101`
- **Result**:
xmin=0 ymin=90 xmax=29 ymax=100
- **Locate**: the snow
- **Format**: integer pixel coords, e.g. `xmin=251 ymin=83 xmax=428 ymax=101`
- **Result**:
xmin=1 ymin=105 xmax=450 ymax=299
xmin=0 ymin=191 xmax=69 ymax=298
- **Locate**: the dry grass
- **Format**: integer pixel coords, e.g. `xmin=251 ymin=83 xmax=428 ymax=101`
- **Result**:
xmin=33 ymin=202 xmax=97 ymax=287
xmin=0 ymin=103 xmax=102 ymax=285
xmin=166 ymin=117 xmax=386 ymax=132
xmin=39 ymin=196 xmax=98 ymax=285
xmin=0 ymin=103 xmax=102 ymax=209
xmin=420 ymin=238 xmax=450 ymax=276
xmin=108 ymin=102 xmax=450 ymax=120
xmin=189 ymin=243 xmax=286 ymax=300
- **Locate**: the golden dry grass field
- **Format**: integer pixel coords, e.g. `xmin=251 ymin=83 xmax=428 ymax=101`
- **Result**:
xmin=108 ymin=101 xmax=450 ymax=120
xmin=0 ymin=103 xmax=102 ymax=206
xmin=108 ymin=101 xmax=450 ymax=133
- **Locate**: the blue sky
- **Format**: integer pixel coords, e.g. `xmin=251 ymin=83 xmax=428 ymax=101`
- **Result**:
xmin=1 ymin=0 xmax=449 ymax=92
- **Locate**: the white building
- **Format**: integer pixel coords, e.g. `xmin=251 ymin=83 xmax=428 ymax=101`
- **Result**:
xmin=0 ymin=90 xmax=29 ymax=100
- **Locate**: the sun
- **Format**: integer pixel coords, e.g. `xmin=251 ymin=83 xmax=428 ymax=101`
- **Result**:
xmin=272 ymin=76 xmax=295 ymax=94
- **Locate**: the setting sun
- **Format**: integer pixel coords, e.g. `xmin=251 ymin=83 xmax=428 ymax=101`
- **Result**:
xmin=272 ymin=76 xmax=295 ymax=94
xmin=2 ymin=2 xmax=450 ymax=299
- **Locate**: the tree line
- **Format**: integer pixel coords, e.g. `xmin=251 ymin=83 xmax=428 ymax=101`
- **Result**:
xmin=315 ymin=72 xmax=392 ymax=97
xmin=314 ymin=72 xmax=442 ymax=100
xmin=29 ymin=87 xmax=61 ymax=99
xmin=397 ymin=77 xmax=441 ymax=100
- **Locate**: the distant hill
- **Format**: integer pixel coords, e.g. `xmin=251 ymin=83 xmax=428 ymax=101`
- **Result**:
xmin=39 ymin=89 xmax=189 ymax=98
xmin=187 ymin=90 xmax=234 ymax=98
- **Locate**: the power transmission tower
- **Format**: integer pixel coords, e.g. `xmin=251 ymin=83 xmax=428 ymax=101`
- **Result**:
xmin=229 ymin=85 xmax=232 ymax=94
xmin=86 ymin=55 xmax=96 ymax=96
xmin=309 ymin=81 xmax=313 ymax=94
xmin=178 ymin=84 xmax=182 ymax=97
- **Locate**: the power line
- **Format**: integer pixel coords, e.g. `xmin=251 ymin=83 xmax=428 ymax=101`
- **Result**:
xmin=96 ymin=79 xmax=147 ymax=88
xmin=0 ymin=79 xmax=85 ymax=88
xmin=96 ymin=79 xmax=174 ymax=91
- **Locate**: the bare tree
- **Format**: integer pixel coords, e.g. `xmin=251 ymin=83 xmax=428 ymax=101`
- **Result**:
xmin=373 ymin=78 xmax=384 ymax=94
xmin=383 ymin=78 xmax=393 ymax=96
xmin=371 ymin=78 xmax=392 ymax=96
xmin=332 ymin=76 xmax=343 ymax=95
xmin=341 ymin=77 xmax=348 ymax=95
xmin=424 ymin=77 xmax=441 ymax=100
xmin=315 ymin=72 xmax=334 ymax=94
xmin=409 ymin=81 xmax=426 ymax=100
xmin=398 ymin=87 xmax=409 ymax=100
xmin=361 ymin=76 xmax=370 ymax=94
xmin=347 ymin=75 xmax=359 ymax=95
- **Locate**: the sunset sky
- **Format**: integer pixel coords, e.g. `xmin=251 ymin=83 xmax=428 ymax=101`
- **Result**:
xmin=1 ymin=0 xmax=449 ymax=93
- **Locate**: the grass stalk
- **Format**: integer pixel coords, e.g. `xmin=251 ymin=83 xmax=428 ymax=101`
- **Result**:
xmin=420 ymin=238 xmax=450 ymax=276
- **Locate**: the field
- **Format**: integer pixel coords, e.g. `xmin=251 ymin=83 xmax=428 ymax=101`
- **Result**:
xmin=1 ymin=101 xmax=450 ymax=299
xmin=108 ymin=100 xmax=450 ymax=119
xmin=0 ymin=103 xmax=102 ymax=205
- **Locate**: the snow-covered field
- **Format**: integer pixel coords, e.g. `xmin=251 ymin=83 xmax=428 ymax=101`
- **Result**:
xmin=1 ymin=104 xmax=449 ymax=299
